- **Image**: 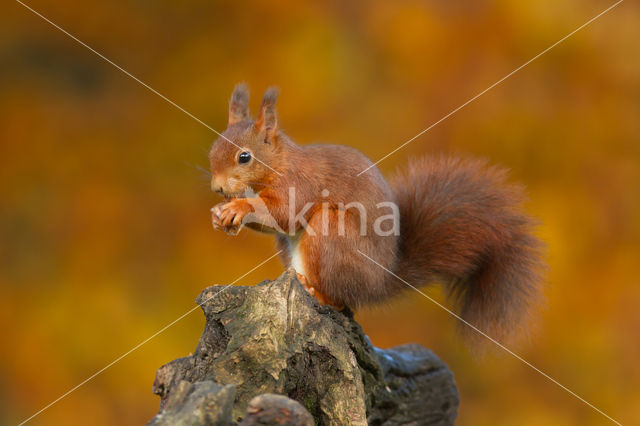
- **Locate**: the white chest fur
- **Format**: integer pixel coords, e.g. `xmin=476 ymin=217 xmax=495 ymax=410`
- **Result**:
xmin=287 ymin=234 xmax=306 ymax=277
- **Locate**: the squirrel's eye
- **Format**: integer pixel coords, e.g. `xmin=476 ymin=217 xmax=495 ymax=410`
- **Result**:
xmin=238 ymin=151 xmax=252 ymax=164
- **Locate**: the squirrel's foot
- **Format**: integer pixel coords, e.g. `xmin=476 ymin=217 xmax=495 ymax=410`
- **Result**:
xmin=296 ymin=272 xmax=345 ymax=311
xmin=296 ymin=272 xmax=314 ymax=295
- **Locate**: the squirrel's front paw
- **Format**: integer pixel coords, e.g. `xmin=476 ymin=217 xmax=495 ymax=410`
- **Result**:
xmin=211 ymin=199 xmax=251 ymax=235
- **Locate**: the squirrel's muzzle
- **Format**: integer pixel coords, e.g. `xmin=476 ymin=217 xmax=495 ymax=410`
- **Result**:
xmin=211 ymin=176 xmax=225 ymax=194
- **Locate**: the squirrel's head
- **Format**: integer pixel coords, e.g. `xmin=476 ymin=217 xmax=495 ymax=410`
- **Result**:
xmin=209 ymin=83 xmax=282 ymax=197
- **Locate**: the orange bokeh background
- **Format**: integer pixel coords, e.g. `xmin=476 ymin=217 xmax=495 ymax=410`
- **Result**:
xmin=1 ymin=1 xmax=639 ymax=425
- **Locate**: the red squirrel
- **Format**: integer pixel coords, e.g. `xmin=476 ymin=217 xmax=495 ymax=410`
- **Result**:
xmin=210 ymin=83 xmax=543 ymax=341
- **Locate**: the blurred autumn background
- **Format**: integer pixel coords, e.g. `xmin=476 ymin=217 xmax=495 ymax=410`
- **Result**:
xmin=1 ymin=0 xmax=638 ymax=424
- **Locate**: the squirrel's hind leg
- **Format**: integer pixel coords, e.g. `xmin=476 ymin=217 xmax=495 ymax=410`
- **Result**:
xmin=299 ymin=208 xmax=399 ymax=309
xmin=279 ymin=233 xmax=345 ymax=310
xmin=295 ymin=211 xmax=367 ymax=311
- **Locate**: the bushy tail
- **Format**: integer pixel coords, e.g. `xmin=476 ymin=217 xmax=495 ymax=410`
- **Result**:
xmin=390 ymin=156 xmax=544 ymax=343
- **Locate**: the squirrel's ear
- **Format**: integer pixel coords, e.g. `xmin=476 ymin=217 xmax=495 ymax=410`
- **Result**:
xmin=228 ymin=82 xmax=250 ymax=126
xmin=254 ymin=86 xmax=280 ymax=142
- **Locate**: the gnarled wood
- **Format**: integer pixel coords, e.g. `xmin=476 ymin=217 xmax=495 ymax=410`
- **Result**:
xmin=149 ymin=269 xmax=458 ymax=425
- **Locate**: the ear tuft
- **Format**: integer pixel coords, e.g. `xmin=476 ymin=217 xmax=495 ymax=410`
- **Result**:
xmin=254 ymin=86 xmax=280 ymax=139
xmin=261 ymin=86 xmax=280 ymax=108
xmin=228 ymin=82 xmax=250 ymax=125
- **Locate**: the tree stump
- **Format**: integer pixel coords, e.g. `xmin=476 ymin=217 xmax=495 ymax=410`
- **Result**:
xmin=149 ymin=269 xmax=459 ymax=425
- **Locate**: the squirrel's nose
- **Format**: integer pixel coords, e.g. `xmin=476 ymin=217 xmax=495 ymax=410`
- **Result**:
xmin=211 ymin=177 xmax=225 ymax=193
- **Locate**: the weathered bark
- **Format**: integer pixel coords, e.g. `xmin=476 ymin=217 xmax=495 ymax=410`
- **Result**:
xmin=149 ymin=269 xmax=458 ymax=425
